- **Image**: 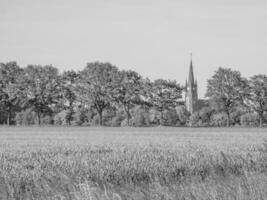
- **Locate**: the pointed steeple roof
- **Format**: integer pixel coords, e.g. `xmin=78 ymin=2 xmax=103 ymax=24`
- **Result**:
xmin=188 ymin=54 xmax=194 ymax=86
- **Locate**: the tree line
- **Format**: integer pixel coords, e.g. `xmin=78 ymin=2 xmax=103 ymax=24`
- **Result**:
xmin=0 ymin=61 xmax=267 ymax=127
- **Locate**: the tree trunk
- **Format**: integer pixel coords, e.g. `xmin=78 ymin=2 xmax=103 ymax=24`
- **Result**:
xmin=127 ymin=115 xmax=130 ymax=126
xmin=7 ymin=106 xmax=11 ymax=126
xmin=37 ymin=112 xmax=41 ymax=126
xmin=99 ymin=111 xmax=103 ymax=126
xmin=69 ymin=109 xmax=73 ymax=126
xmin=226 ymin=111 xmax=230 ymax=127
xmin=7 ymin=112 xmax=10 ymax=126
xmin=68 ymin=103 xmax=73 ymax=126
xmin=259 ymin=112 xmax=263 ymax=128
xmin=126 ymin=105 xmax=131 ymax=126
xmin=160 ymin=110 xmax=164 ymax=126
xmin=259 ymin=117 xmax=263 ymax=128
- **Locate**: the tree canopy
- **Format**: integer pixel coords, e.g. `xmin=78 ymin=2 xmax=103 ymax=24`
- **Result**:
xmin=0 ymin=61 xmax=266 ymax=127
xmin=243 ymin=75 xmax=267 ymax=127
xmin=19 ymin=65 xmax=61 ymax=125
xmin=206 ymin=67 xmax=247 ymax=127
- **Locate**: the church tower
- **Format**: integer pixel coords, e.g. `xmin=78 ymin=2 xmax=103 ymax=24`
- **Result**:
xmin=185 ymin=56 xmax=198 ymax=114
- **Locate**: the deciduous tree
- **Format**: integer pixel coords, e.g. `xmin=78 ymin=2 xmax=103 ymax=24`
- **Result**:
xmin=113 ymin=70 xmax=149 ymax=126
xmin=20 ymin=65 xmax=61 ymax=125
xmin=150 ymin=79 xmax=183 ymax=126
xmin=77 ymin=62 xmax=119 ymax=126
xmin=206 ymin=67 xmax=246 ymax=127
xmin=243 ymin=75 xmax=267 ymax=127
xmin=0 ymin=62 xmax=24 ymax=125
xmin=61 ymin=70 xmax=79 ymax=125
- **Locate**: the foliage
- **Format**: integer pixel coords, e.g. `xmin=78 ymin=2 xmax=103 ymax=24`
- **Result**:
xmin=113 ymin=70 xmax=149 ymax=126
xmin=176 ymin=106 xmax=190 ymax=126
xmin=210 ymin=112 xmax=229 ymax=127
xmin=0 ymin=60 xmax=267 ymax=128
xmin=131 ymin=106 xmax=150 ymax=126
xmin=188 ymin=112 xmax=201 ymax=127
xmin=148 ymin=108 xmax=180 ymax=126
xmin=73 ymin=106 xmax=92 ymax=126
xmin=111 ymin=109 xmax=126 ymax=127
xmin=240 ymin=112 xmax=259 ymax=127
xmin=198 ymin=106 xmax=215 ymax=126
xmin=15 ymin=108 xmax=36 ymax=125
xmin=206 ymin=67 xmax=247 ymax=127
xmin=150 ymin=79 xmax=183 ymax=125
xmin=54 ymin=110 xmax=68 ymax=125
xmin=19 ymin=65 xmax=62 ymax=125
xmin=230 ymin=105 xmax=248 ymax=126
xmin=77 ymin=62 xmax=119 ymax=126
xmin=101 ymin=107 xmax=117 ymax=126
xmin=61 ymin=70 xmax=79 ymax=125
xmin=243 ymin=75 xmax=267 ymax=127
xmin=0 ymin=61 xmax=24 ymax=125
xmin=162 ymin=109 xmax=180 ymax=126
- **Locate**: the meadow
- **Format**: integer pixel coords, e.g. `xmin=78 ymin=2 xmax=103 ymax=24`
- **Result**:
xmin=0 ymin=127 xmax=267 ymax=200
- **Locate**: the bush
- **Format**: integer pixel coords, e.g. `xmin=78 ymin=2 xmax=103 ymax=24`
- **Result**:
xmin=15 ymin=109 xmax=36 ymax=126
xmin=198 ymin=107 xmax=214 ymax=126
xmin=65 ymin=108 xmax=75 ymax=125
xmin=210 ymin=113 xmax=228 ymax=127
xmin=264 ymin=112 xmax=267 ymax=125
xmin=148 ymin=109 xmax=160 ymax=125
xmin=111 ymin=110 xmax=126 ymax=127
xmin=54 ymin=110 xmax=68 ymax=125
xmin=15 ymin=109 xmax=55 ymax=126
xmin=0 ymin=108 xmax=7 ymax=125
xmin=240 ymin=112 xmax=259 ymax=127
xmin=230 ymin=106 xmax=248 ymax=126
xmin=188 ymin=112 xmax=201 ymax=127
xmin=90 ymin=115 xmax=102 ymax=126
xmin=41 ymin=115 xmax=54 ymax=125
xmin=162 ymin=109 xmax=179 ymax=126
xmin=73 ymin=107 xmax=92 ymax=126
xmin=132 ymin=106 xmax=150 ymax=127
xmin=176 ymin=106 xmax=190 ymax=126
xmin=121 ymin=118 xmax=133 ymax=127
xmin=148 ymin=109 xmax=179 ymax=126
xmin=102 ymin=107 xmax=116 ymax=126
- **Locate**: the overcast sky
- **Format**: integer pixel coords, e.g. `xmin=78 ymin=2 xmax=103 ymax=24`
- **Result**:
xmin=1 ymin=0 xmax=267 ymax=98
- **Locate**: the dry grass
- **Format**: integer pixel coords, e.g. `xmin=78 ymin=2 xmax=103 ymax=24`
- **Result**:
xmin=0 ymin=127 xmax=266 ymax=200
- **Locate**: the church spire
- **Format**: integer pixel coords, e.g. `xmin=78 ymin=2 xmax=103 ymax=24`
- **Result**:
xmin=188 ymin=53 xmax=194 ymax=87
xmin=185 ymin=54 xmax=198 ymax=114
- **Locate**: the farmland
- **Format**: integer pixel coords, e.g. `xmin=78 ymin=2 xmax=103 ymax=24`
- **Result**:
xmin=0 ymin=127 xmax=267 ymax=200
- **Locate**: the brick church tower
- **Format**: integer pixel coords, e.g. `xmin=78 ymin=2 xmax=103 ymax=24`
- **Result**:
xmin=185 ymin=56 xmax=198 ymax=114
